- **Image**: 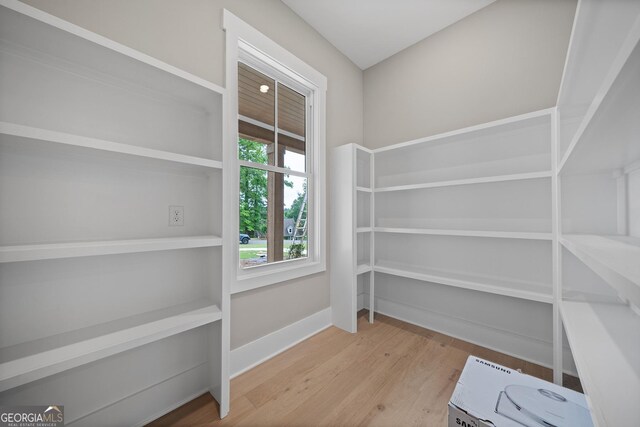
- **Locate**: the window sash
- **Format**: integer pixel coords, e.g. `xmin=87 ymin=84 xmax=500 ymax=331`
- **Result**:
xmin=238 ymin=160 xmax=309 ymax=178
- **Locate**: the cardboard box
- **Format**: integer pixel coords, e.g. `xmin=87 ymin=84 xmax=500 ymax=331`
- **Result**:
xmin=448 ymin=356 xmax=593 ymax=427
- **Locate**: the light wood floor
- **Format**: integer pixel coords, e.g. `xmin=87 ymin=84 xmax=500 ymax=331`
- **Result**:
xmin=148 ymin=310 xmax=581 ymax=426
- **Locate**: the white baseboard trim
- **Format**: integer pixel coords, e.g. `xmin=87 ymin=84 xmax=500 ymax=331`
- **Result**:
xmin=132 ymin=388 xmax=209 ymax=427
xmin=230 ymin=307 xmax=332 ymax=378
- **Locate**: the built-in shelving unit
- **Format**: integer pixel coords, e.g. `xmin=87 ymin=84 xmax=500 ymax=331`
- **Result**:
xmin=332 ymin=110 xmax=559 ymax=378
xmin=557 ymin=1 xmax=640 ymax=425
xmin=331 ymin=144 xmax=374 ymax=332
xmin=371 ymin=110 xmax=555 ymax=310
xmin=0 ymin=1 xmax=229 ymax=424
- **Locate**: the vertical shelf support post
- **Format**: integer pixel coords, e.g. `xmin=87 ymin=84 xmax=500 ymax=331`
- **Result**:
xmin=369 ymin=149 xmax=376 ymax=323
xmin=551 ymin=108 xmax=563 ymax=385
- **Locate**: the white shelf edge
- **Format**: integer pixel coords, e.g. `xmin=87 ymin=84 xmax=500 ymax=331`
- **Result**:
xmin=560 ymin=300 xmax=640 ymax=427
xmin=554 ymin=0 xmax=582 ymax=108
xmin=0 ymin=0 xmax=225 ymax=96
xmin=373 ymin=264 xmax=553 ymax=304
xmin=624 ymin=159 xmax=640 ymax=175
xmin=558 ymin=15 xmax=640 ymax=173
xmin=374 ymin=227 xmax=552 ymax=241
xmin=0 ymin=235 xmax=223 ymax=263
xmin=356 ymin=186 xmax=373 ymax=193
xmin=354 ymin=144 xmax=374 ymax=154
xmin=372 ymin=108 xmax=554 ymax=154
xmin=374 ymin=170 xmax=552 ymax=193
xmin=357 ymin=264 xmax=372 ymax=275
xmin=0 ymin=122 xmax=223 ymax=170
xmin=560 ymin=234 xmax=640 ymax=308
xmin=356 ymin=227 xmax=372 ymax=233
xmin=0 ymin=302 xmax=222 ymax=392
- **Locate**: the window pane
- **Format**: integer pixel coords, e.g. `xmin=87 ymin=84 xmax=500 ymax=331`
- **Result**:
xmin=238 ymin=137 xmax=267 ymax=164
xmin=239 ymin=165 xmax=308 ymax=268
xmin=284 ymin=175 xmax=308 ymax=260
xmin=239 ymin=166 xmax=267 ymax=267
xmin=238 ymin=63 xmax=275 ymax=165
xmin=278 ymin=83 xmax=306 ymax=172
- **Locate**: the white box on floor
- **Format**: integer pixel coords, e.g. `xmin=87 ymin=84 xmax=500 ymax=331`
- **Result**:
xmin=448 ymin=356 xmax=593 ymax=427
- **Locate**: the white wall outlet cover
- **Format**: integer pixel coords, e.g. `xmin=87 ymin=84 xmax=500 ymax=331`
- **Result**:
xmin=169 ymin=205 xmax=184 ymax=226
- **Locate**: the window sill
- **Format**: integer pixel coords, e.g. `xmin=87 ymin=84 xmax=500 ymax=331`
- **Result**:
xmin=231 ymin=260 xmax=325 ymax=294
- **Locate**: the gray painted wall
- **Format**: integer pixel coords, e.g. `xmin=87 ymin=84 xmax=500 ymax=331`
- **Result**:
xmin=363 ymin=0 xmax=577 ymax=149
xmin=22 ymin=0 xmax=363 ymax=349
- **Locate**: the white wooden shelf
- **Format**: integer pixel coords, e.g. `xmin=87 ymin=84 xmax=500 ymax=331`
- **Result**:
xmin=559 ymin=27 xmax=640 ymax=175
xmin=0 ymin=235 xmax=223 ymax=263
xmin=357 ymin=263 xmax=372 ymax=275
xmin=374 ymin=260 xmax=552 ymax=304
xmin=375 ymin=170 xmax=552 ymax=193
xmin=356 ymin=186 xmax=372 ymax=193
xmin=356 ymin=227 xmax=372 ymax=233
xmin=0 ymin=0 xmax=224 ymax=100
xmin=375 ymin=153 xmax=550 ymax=190
xmin=373 ymin=109 xmax=553 ymax=154
xmin=0 ymin=122 xmax=223 ymax=172
xmin=374 ymin=227 xmax=552 ymax=241
xmin=0 ymin=301 xmax=222 ymax=392
xmin=561 ymin=234 xmax=640 ymax=307
xmin=560 ymin=300 xmax=640 ymax=427
xmin=558 ymin=4 xmax=640 ymax=173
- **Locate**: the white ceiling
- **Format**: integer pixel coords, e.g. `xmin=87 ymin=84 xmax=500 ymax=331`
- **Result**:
xmin=282 ymin=0 xmax=496 ymax=70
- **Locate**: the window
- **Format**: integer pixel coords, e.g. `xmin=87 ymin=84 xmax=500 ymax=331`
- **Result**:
xmin=238 ymin=64 xmax=309 ymax=268
xmin=224 ymin=11 xmax=327 ymax=293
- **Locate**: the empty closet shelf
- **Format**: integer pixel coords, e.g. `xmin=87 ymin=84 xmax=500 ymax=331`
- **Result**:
xmin=0 ymin=301 xmax=222 ymax=392
xmin=357 ymin=263 xmax=372 ymax=274
xmin=561 ymin=234 xmax=640 ymax=307
xmin=0 ymin=122 xmax=223 ymax=172
xmin=560 ymin=300 xmax=640 ymax=427
xmin=374 ymin=227 xmax=552 ymax=240
xmin=356 ymin=186 xmax=372 ymax=193
xmin=0 ymin=235 xmax=223 ymax=263
xmin=373 ymin=261 xmax=552 ymax=303
xmin=375 ymin=170 xmax=552 ymax=192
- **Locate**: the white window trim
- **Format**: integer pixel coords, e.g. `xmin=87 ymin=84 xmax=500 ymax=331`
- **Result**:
xmin=223 ymin=10 xmax=327 ymax=294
